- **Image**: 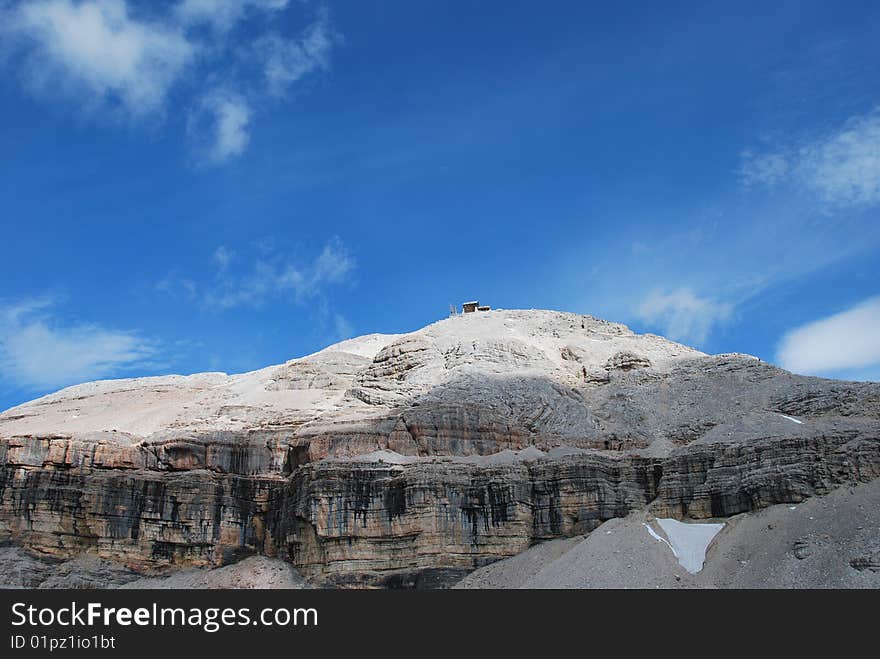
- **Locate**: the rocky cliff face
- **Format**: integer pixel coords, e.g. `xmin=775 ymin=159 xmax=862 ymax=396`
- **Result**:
xmin=1 ymin=309 xmax=878 ymax=587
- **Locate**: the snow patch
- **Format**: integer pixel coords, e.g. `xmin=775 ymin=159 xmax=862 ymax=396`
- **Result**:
xmin=481 ymin=446 xmax=546 ymax=464
xmin=647 ymin=518 xmax=725 ymax=574
xmin=344 ymin=450 xmax=419 ymax=465
xmin=778 ymin=414 xmax=804 ymax=425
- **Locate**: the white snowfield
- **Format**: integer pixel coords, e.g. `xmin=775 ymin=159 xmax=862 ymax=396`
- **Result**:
xmin=646 ymin=518 xmax=725 ymax=574
xmin=0 ymin=309 xmax=704 ymax=441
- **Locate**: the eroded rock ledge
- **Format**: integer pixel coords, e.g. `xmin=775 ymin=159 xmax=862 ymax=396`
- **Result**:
xmin=2 ymin=430 xmax=877 ymax=587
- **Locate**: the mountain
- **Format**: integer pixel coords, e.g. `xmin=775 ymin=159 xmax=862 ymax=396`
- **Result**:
xmin=1 ymin=308 xmax=878 ymax=587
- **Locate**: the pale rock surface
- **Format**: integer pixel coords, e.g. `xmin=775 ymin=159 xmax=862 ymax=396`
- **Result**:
xmin=0 ymin=311 xmax=700 ymax=456
xmin=1 ymin=309 xmax=879 ymax=588
xmin=0 ymin=548 xmax=309 ymax=589
xmin=119 ymin=555 xmax=310 ymax=589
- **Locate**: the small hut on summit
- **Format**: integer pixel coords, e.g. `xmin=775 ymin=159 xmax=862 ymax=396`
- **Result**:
xmin=462 ymin=301 xmax=491 ymax=313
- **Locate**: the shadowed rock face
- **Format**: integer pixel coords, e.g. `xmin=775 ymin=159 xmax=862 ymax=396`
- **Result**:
xmin=1 ymin=309 xmax=878 ymax=587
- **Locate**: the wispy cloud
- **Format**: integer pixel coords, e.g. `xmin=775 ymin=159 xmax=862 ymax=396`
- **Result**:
xmin=205 ymin=239 xmax=354 ymax=309
xmin=777 ymin=296 xmax=880 ymax=377
xmin=1 ymin=0 xmax=194 ymax=115
xmin=0 ymin=297 xmax=156 ymax=390
xmin=636 ymin=288 xmax=733 ymax=346
xmin=333 ymin=313 xmax=353 ymax=341
xmin=155 ymin=271 xmax=198 ymax=300
xmin=572 ymin=107 xmax=880 ymax=349
xmin=175 ymin=0 xmax=289 ymax=33
xmin=0 ymin=0 xmax=338 ymax=162
xmin=255 ymin=9 xmax=336 ymax=97
xmin=158 ymin=238 xmax=355 ymax=310
xmin=212 ymin=245 xmax=235 ymax=269
xmin=741 ymin=109 xmax=880 ymax=207
xmin=189 ymin=90 xmax=252 ymax=164
xmin=310 ymin=239 xmax=355 ymax=286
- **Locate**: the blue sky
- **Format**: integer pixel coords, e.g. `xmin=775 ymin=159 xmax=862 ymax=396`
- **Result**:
xmin=1 ymin=0 xmax=880 ymax=410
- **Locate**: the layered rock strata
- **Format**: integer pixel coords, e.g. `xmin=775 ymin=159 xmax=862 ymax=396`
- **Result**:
xmin=1 ymin=310 xmax=878 ymax=587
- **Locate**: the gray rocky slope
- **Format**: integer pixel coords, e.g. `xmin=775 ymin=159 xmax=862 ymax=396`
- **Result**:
xmin=0 ymin=309 xmax=878 ymax=587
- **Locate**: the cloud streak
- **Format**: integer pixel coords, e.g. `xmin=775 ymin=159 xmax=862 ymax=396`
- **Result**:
xmin=636 ymin=288 xmax=733 ymax=346
xmin=777 ymin=296 xmax=880 ymax=377
xmin=570 ymin=107 xmax=880 ymax=350
xmin=0 ymin=0 xmax=338 ymax=162
xmin=205 ymin=239 xmax=354 ymax=309
xmin=189 ymin=90 xmax=252 ymax=164
xmin=175 ymin=0 xmax=289 ymax=33
xmin=0 ymin=297 xmax=156 ymax=391
xmin=158 ymin=238 xmax=355 ymax=310
xmin=741 ymin=109 xmax=880 ymax=208
xmin=2 ymin=0 xmax=194 ymax=115
xmin=255 ymin=10 xmax=336 ymax=97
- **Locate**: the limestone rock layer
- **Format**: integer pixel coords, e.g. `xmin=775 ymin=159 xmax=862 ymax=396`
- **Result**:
xmin=1 ymin=309 xmax=878 ymax=587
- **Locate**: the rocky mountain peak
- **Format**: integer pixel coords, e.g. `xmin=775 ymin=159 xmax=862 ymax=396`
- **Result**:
xmin=1 ymin=307 xmax=878 ymax=588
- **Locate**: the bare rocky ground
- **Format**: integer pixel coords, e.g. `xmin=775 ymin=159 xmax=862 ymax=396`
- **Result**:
xmin=456 ymin=478 xmax=880 ymax=588
xmin=0 ymin=546 xmax=140 ymax=589
xmin=0 ymin=550 xmax=310 ymax=589
xmin=118 ymin=556 xmax=311 ymax=589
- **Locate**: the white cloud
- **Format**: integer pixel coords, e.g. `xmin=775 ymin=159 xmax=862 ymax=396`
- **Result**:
xmin=176 ymin=0 xmax=289 ymax=33
xmin=0 ymin=297 xmax=156 ymax=390
xmin=333 ymin=313 xmax=353 ymax=341
xmin=741 ymin=110 xmax=880 ymax=207
xmin=2 ymin=0 xmax=194 ymax=115
xmin=777 ymin=296 xmax=880 ymax=376
xmin=0 ymin=0 xmax=338 ymax=162
xmin=202 ymin=238 xmax=355 ymax=310
xmin=205 ymin=259 xmax=283 ymax=309
xmin=189 ymin=91 xmax=252 ymax=164
xmin=739 ymin=151 xmax=789 ymax=187
xmin=636 ymin=288 xmax=733 ymax=346
xmin=255 ymin=12 xmax=335 ymax=96
xmin=212 ymin=245 xmax=235 ymax=269
xmin=155 ymin=272 xmax=198 ymax=299
xmin=311 ymin=239 xmax=355 ymax=285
